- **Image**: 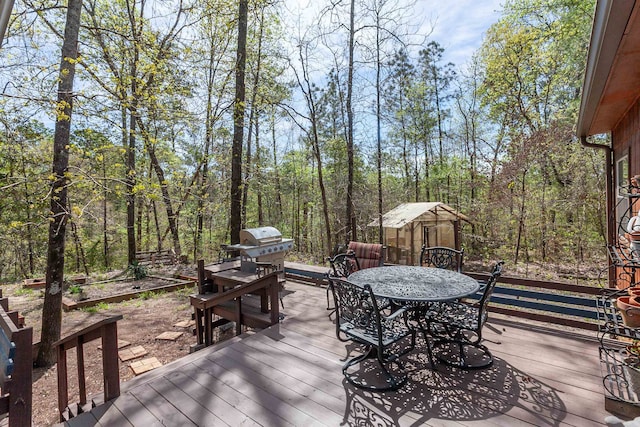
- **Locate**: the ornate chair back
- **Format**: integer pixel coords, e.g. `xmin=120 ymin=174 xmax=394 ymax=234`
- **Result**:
xmin=476 ymin=261 xmax=505 ymax=329
xmin=328 ymin=277 xmax=381 ymax=343
xmin=420 ymin=246 xmax=464 ymax=272
xmin=327 ymin=252 xmax=360 ymax=277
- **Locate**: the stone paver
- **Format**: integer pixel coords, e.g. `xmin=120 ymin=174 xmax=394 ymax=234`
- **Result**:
xmin=119 ymin=345 xmax=148 ymax=362
xmin=155 ymin=331 xmax=183 ymax=341
xmin=129 ymin=357 xmax=162 ymax=375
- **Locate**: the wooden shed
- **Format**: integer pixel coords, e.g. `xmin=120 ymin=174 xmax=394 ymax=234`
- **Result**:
xmin=368 ymin=202 xmax=469 ymax=265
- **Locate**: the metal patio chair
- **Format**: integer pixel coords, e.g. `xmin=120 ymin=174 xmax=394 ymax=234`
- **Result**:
xmin=427 ymin=261 xmax=504 ymax=369
xmin=325 ymin=251 xmax=360 ymax=314
xmin=328 ymin=276 xmax=415 ymax=391
xmin=420 ymin=245 xmax=464 ymax=272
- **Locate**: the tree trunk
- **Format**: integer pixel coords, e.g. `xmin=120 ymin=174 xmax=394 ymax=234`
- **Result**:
xmin=20 ymin=153 xmax=35 ymax=275
xmin=375 ymin=9 xmax=383 ymax=244
xmin=297 ymin=43 xmax=332 ymax=254
xmin=69 ymin=213 xmax=88 ymax=276
xmin=147 ymin=141 xmax=181 ymax=255
xmin=136 ymin=193 xmax=143 ymax=251
xmin=242 ymin=6 xmax=265 ymax=229
xmin=271 ymin=110 xmax=282 ymax=221
xmin=102 ymin=154 xmax=109 ymax=269
xmin=514 ymin=170 xmax=527 ymax=265
xmin=346 ymin=0 xmax=356 ymax=243
xmin=37 ymin=0 xmax=82 ymax=368
xmin=256 ymin=118 xmax=264 ymax=226
xmin=196 ymin=30 xmax=217 ymax=260
xmin=126 ymin=107 xmax=137 ymax=265
xmin=230 ymin=0 xmax=248 ymax=244
xmin=152 ymin=199 xmax=161 ymax=251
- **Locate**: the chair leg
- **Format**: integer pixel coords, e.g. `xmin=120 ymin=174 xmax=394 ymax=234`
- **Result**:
xmin=431 ymin=338 xmax=493 ymax=370
xmin=342 ymin=346 xmax=408 ymax=391
xmin=326 ymin=286 xmax=335 ymax=317
xmin=414 ymin=316 xmax=437 ymax=368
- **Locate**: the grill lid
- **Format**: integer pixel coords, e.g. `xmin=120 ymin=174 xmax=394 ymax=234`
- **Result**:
xmin=239 ymin=226 xmax=282 ymax=246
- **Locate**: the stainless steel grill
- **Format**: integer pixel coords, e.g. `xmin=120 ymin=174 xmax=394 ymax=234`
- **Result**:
xmin=225 ymin=226 xmax=293 ymax=273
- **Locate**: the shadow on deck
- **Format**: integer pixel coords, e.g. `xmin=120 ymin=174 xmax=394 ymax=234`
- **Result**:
xmin=59 ymin=279 xmax=607 ymax=427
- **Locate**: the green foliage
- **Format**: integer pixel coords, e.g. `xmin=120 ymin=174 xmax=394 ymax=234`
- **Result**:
xmin=13 ymin=287 xmax=34 ymax=297
xmin=127 ymin=262 xmax=147 ymax=280
xmin=138 ymin=290 xmax=164 ymax=300
xmin=80 ymin=301 xmax=110 ymax=313
xmin=68 ymin=284 xmax=83 ymax=294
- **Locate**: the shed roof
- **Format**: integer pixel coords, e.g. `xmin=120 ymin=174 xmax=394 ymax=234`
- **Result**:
xmin=367 ymin=202 xmax=469 ymax=229
xmin=577 ymin=0 xmax=640 ymax=137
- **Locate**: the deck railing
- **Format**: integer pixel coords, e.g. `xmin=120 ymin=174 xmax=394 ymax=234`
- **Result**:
xmin=0 ymin=290 xmax=32 ymax=427
xmin=54 ymin=314 xmax=123 ymax=422
xmin=465 ymin=272 xmax=600 ymax=330
xmin=284 ymin=262 xmax=601 ymax=330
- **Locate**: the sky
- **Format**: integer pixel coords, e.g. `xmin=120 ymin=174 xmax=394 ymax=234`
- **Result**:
xmin=286 ymin=0 xmax=505 ymax=70
xmin=421 ymin=0 xmax=504 ymax=67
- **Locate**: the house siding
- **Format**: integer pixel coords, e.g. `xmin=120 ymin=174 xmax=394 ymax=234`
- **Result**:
xmin=612 ymin=97 xmax=640 ymax=288
xmin=613 ymin=96 xmax=640 ymax=177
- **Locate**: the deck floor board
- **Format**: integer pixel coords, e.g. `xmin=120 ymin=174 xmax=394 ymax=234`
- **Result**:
xmin=62 ymin=279 xmax=614 ymax=427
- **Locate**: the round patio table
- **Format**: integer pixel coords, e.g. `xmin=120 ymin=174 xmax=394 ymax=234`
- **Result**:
xmin=347 ymin=265 xmax=480 ymax=302
xmin=348 ymin=265 xmax=482 ymax=368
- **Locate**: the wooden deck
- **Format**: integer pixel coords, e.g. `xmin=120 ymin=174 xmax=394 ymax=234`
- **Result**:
xmin=60 ymin=280 xmax=611 ymax=426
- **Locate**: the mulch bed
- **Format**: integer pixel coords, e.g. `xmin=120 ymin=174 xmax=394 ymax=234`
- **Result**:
xmin=62 ymin=275 xmax=196 ymax=310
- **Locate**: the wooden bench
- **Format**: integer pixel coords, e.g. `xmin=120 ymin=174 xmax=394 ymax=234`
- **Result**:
xmin=191 ymin=261 xmax=280 ymax=351
xmin=0 ymin=291 xmax=33 ymax=427
xmin=135 ymin=249 xmax=177 ymax=267
xmin=55 ymin=315 xmax=123 ymax=422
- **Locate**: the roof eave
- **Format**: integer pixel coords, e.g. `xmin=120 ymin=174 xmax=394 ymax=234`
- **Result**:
xmin=0 ymin=0 xmax=13 ymax=48
xmin=577 ymin=0 xmax=635 ymax=138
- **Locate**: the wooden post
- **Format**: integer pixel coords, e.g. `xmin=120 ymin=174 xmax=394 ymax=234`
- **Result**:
xmin=57 ymin=345 xmax=68 ymax=422
xmin=198 ymin=259 xmax=205 ymax=294
xmin=235 ymin=299 xmax=242 ymax=336
xmin=9 ymin=325 xmax=32 ymax=427
xmin=101 ymin=322 xmax=120 ymax=402
xmin=76 ymin=336 xmax=86 ymax=406
xmin=269 ymin=274 xmax=279 ymax=326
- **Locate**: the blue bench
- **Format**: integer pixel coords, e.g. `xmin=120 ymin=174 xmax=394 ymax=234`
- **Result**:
xmin=0 ymin=327 xmax=15 ymax=380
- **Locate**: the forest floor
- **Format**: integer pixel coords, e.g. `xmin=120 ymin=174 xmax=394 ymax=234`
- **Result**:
xmin=4 ymin=258 xmax=606 ymax=426
xmin=6 ymin=264 xmax=227 ymax=427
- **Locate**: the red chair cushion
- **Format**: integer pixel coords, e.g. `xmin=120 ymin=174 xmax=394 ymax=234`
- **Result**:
xmin=348 ymin=242 xmax=383 ymax=269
